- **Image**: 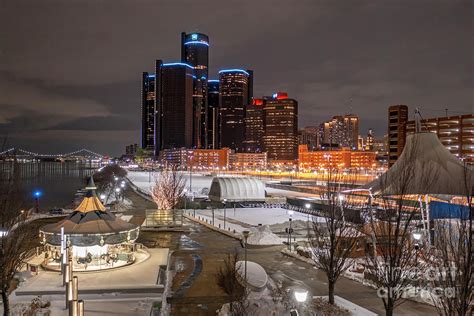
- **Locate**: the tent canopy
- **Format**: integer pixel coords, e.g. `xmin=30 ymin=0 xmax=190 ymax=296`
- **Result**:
xmin=364 ymin=132 xmax=473 ymax=196
xmin=208 ymin=177 xmax=266 ymax=202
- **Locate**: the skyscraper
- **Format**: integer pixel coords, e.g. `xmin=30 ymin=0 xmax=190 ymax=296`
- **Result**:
xmin=262 ymin=93 xmax=298 ymax=162
xmin=219 ymin=69 xmax=253 ymax=151
xmin=181 ymin=32 xmax=209 ymax=148
xmin=387 ymin=105 xmax=408 ymax=167
xmin=141 ymin=72 xmax=156 ymax=151
xmin=154 ymin=61 xmax=194 ymax=154
xmin=243 ymin=98 xmax=265 ymax=152
xmin=207 ymin=80 xmax=220 ymax=149
xmin=298 ymin=126 xmax=319 ymax=151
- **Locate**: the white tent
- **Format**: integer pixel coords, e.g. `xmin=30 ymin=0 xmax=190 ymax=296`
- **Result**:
xmin=364 ymin=132 xmax=473 ymax=196
xmin=208 ymin=177 xmax=266 ymax=202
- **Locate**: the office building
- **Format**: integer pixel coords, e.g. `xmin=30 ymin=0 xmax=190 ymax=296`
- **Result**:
xmin=229 ymin=152 xmax=267 ymax=170
xmin=219 ymin=69 xmax=253 ymax=151
xmin=406 ymin=113 xmax=474 ymax=164
xmin=298 ymin=145 xmax=377 ymax=170
xmin=243 ymin=98 xmax=265 ymax=152
xmin=154 ymin=61 xmax=194 ymax=154
xmin=160 ymin=148 xmax=230 ymax=169
xmin=207 ymin=80 xmax=219 ymax=149
xmin=387 ymin=105 xmax=409 ymax=167
xmin=262 ymin=92 xmax=298 ymax=162
xmin=141 ymin=72 xmax=156 ymax=151
xmin=181 ymin=32 xmax=209 ymax=148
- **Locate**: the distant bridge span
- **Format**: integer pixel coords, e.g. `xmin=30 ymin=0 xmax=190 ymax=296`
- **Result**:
xmin=0 ymin=148 xmax=105 ymax=159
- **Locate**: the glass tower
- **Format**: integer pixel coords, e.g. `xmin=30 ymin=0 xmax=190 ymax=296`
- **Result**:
xmin=181 ymin=32 xmax=209 ymax=148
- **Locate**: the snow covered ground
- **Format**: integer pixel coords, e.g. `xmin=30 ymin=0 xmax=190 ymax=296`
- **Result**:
xmin=192 ymin=207 xmax=325 ymax=245
xmin=127 ymin=171 xmax=318 ymax=199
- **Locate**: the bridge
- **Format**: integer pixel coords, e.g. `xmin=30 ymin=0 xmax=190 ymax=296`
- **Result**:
xmin=0 ymin=148 xmax=105 ymax=160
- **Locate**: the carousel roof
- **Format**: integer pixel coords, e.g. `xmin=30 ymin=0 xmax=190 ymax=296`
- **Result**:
xmin=40 ymin=176 xmax=138 ymax=235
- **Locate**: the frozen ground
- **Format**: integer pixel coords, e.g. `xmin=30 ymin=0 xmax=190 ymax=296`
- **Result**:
xmin=127 ymin=171 xmax=319 ymax=199
xmin=193 ymin=207 xmax=326 ymax=244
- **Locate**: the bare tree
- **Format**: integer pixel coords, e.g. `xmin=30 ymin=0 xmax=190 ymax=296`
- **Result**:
xmin=309 ymin=169 xmax=363 ymax=304
xmin=364 ymin=136 xmax=436 ymax=316
xmin=0 ymin=160 xmax=39 ymax=316
xmin=215 ymin=252 xmax=248 ymax=315
xmin=151 ymin=167 xmax=186 ymax=210
xmin=428 ymin=164 xmax=473 ymax=316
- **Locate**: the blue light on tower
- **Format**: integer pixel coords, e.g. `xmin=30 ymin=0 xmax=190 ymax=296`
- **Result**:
xmin=191 ymin=33 xmax=198 ymax=40
xmin=34 ymin=191 xmax=42 ymax=198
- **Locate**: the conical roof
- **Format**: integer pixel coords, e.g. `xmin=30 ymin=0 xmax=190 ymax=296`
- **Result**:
xmin=364 ymin=132 xmax=473 ymax=196
xmin=75 ymin=176 xmax=106 ymax=213
xmin=40 ymin=176 xmax=138 ymax=236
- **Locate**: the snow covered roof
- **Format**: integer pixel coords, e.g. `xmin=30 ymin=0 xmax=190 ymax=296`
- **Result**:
xmin=208 ymin=177 xmax=266 ymax=202
xmin=363 ymin=132 xmax=473 ymax=196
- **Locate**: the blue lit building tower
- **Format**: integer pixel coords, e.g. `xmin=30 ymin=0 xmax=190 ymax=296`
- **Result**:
xmin=207 ymin=80 xmax=219 ymax=149
xmin=181 ymin=32 xmax=209 ymax=148
xmin=154 ymin=60 xmax=194 ymax=156
xmin=219 ymin=69 xmax=253 ymax=151
xmin=141 ymin=72 xmax=156 ymax=151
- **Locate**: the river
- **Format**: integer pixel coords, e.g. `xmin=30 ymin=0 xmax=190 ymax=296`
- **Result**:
xmin=0 ymin=161 xmax=96 ymax=210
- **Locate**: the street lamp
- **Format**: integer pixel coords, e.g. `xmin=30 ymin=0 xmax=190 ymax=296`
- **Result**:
xmin=242 ymin=230 xmax=250 ymax=284
xmin=34 ymin=191 xmax=42 ymax=213
xmin=288 ymin=210 xmax=294 ymax=251
xmin=223 ymin=198 xmax=227 ymax=230
xmin=294 ymin=290 xmax=308 ymax=303
xmin=183 ymin=189 xmax=188 ymax=212
xmin=412 ymin=232 xmax=422 ymax=295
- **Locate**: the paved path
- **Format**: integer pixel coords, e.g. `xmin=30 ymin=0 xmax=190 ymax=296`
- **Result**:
xmin=166 ymin=220 xmax=436 ymax=316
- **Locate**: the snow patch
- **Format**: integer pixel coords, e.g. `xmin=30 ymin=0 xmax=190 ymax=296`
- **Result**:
xmin=245 ymin=225 xmax=283 ymax=245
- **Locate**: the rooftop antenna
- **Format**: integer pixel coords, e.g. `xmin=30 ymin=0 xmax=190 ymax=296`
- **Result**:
xmin=445 ymin=108 xmax=448 ymax=117
xmin=347 ymin=97 xmax=353 ymax=115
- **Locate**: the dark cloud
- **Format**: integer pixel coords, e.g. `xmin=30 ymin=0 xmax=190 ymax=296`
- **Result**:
xmin=1 ymin=0 xmax=471 ymax=155
xmin=46 ymin=115 xmax=136 ymax=131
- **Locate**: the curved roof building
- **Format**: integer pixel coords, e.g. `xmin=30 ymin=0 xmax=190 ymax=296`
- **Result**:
xmin=208 ymin=177 xmax=266 ymax=202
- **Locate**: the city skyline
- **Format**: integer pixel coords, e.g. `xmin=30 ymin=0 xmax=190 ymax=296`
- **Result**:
xmin=1 ymin=0 xmax=472 ymax=155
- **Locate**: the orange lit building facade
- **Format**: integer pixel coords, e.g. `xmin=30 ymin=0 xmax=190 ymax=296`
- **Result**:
xmin=160 ymin=148 xmax=230 ymax=169
xmin=229 ymin=152 xmax=267 ymax=170
xmin=298 ymin=145 xmax=377 ymax=170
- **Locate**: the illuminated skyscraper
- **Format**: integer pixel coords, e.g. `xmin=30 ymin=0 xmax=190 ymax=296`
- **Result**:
xmin=262 ymin=93 xmax=298 ymax=161
xmin=141 ymin=72 xmax=156 ymax=151
xmin=207 ymin=80 xmax=219 ymax=149
xmin=219 ymin=69 xmax=253 ymax=151
xmin=181 ymin=32 xmax=209 ymax=148
xmin=154 ymin=61 xmax=194 ymax=155
xmin=320 ymin=114 xmax=359 ymax=149
xmin=243 ymin=98 xmax=265 ymax=152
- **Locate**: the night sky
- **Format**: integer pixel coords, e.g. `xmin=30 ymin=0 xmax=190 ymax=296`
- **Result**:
xmin=1 ymin=0 xmax=472 ymax=156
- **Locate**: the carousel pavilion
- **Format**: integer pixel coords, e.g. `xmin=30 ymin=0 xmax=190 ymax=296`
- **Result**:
xmin=39 ymin=177 xmax=140 ymax=271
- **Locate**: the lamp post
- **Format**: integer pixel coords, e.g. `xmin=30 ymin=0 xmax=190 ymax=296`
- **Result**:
xmin=183 ymin=189 xmax=188 ymax=212
xmin=223 ymin=198 xmax=227 ymax=230
xmin=288 ymin=210 xmax=294 ymax=251
xmin=242 ymin=230 xmax=250 ymax=284
xmin=413 ymin=232 xmax=422 ymax=295
xmin=34 ymin=191 xmax=42 ymax=213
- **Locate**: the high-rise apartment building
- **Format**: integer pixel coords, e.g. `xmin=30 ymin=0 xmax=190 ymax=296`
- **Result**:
xmin=154 ymin=61 xmax=194 ymax=154
xmin=181 ymin=32 xmax=209 ymax=148
xmin=219 ymin=69 xmax=253 ymax=151
xmin=243 ymin=98 xmax=265 ymax=152
xmin=141 ymin=72 xmax=156 ymax=151
xmin=320 ymin=115 xmax=359 ymax=149
xmin=387 ymin=105 xmax=409 ymax=167
xmin=262 ymin=93 xmax=298 ymax=162
xmin=365 ymin=129 xmax=374 ymax=151
xmin=406 ymin=113 xmax=474 ymax=164
xmin=207 ymin=80 xmax=219 ymax=149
